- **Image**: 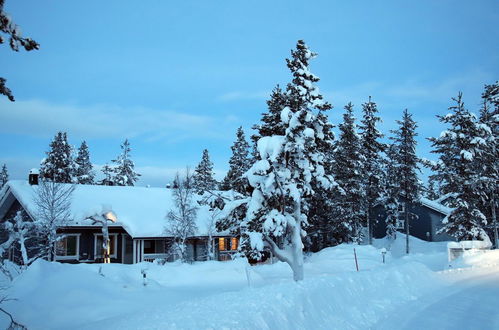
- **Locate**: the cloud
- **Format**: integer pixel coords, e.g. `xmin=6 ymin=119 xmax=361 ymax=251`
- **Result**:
xmin=217 ymin=91 xmax=268 ymax=102
xmin=0 ymin=99 xmax=228 ymax=142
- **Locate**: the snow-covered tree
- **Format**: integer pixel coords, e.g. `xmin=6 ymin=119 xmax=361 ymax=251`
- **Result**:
xmin=0 ymin=164 xmax=8 ymax=188
xmin=478 ymin=81 xmax=499 ymax=246
xmin=99 ymin=163 xmax=114 ymax=186
xmin=74 ymin=141 xmax=95 ymax=185
xmin=0 ymin=211 xmax=35 ymax=266
xmin=166 ymin=170 xmax=198 ymax=262
xmin=33 ymin=180 xmax=74 ymax=260
xmin=219 ymin=40 xmax=334 ymax=281
xmin=387 ymin=109 xmax=421 ymax=253
xmin=193 ymin=149 xmax=217 ymax=194
xmin=86 ymin=208 xmax=117 ymax=263
xmin=0 ymin=0 xmax=39 ymax=102
xmin=359 ymin=97 xmax=386 ymax=244
xmin=384 ymin=144 xmax=401 ymax=242
xmin=429 ymin=93 xmax=490 ymax=241
xmin=424 ymin=176 xmax=441 ymax=200
xmin=111 ymin=139 xmax=140 ymax=186
xmin=252 ymin=85 xmax=288 ymax=143
xmin=305 ymin=105 xmax=337 ymax=251
xmin=220 ymin=127 xmax=251 ymax=194
xmin=40 ymin=132 xmax=74 ymax=183
xmin=332 ymin=103 xmax=365 ymax=243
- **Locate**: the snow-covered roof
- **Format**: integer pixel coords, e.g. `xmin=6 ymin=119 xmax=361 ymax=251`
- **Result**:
xmin=420 ymin=197 xmax=452 ymax=216
xmin=3 ymin=180 xmax=224 ymax=238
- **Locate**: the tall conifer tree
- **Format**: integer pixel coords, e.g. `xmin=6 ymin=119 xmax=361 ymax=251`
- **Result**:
xmin=193 ymin=149 xmax=217 ymax=194
xmin=332 ymin=103 xmax=365 ymax=243
xmin=39 ymin=132 xmax=74 ymax=183
xmin=0 ymin=163 xmax=8 ymax=188
xmin=359 ymin=97 xmax=386 ymax=244
xmin=74 ymin=141 xmax=95 ymax=185
xmin=429 ymin=93 xmax=490 ymax=241
xmin=111 ymin=139 xmax=140 ymax=186
xmin=220 ymin=127 xmax=251 ymax=194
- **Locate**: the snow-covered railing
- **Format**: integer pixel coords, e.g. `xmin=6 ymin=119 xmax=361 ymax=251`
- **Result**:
xmin=143 ymin=253 xmax=169 ymax=263
xmin=447 ymin=240 xmax=492 ymax=263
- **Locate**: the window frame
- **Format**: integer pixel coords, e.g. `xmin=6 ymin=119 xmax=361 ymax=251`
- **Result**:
xmin=55 ymin=234 xmax=81 ymax=261
xmin=93 ymin=233 xmax=118 ymax=259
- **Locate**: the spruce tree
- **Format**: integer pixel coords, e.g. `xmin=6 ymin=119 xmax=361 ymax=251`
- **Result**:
xmin=388 ymin=109 xmax=421 ymax=253
xmin=111 ymin=139 xmax=140 ymax=186
xmin=478 ymin=82 xmax=499 ymax=246
xmin=425 ymin=176 xmax=441 ymax=200
xmin=220 ymin=127 xmax=251 ymax=194
xmin=252 ymin=85 xmax=288 ymax=141
xmin=0 ymin=163 xmax=8 ymax=188
xmin=193 ymin=149 xmax=217 ymax=194
xmin=74 ymin=141 xmax=95 ymax=185
xmin=100 ymin=163 xmax=114 ymax=186
xmin=359 ymin=97 xmax=386 ymax=244
xmin=219 ymin=40 xmax=334 ymax=281
xmin=384 ymin=144 xmax=401 ymax=241
xmin=39 ymin=131 xmax=74 ymax=183
xmin=429 ymin=93 xmax=490 ymax=241
xmin=332 ymin=103 xmax=365 ymax=243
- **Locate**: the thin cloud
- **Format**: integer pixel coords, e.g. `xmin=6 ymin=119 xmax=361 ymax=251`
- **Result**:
xmin=217 ymin=91 xmax=268 ymax=102
xmin=0 ymin=99 xmax=223 ymax=141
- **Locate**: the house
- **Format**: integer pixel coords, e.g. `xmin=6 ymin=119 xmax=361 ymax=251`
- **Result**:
xmin=0 ymin=179 xmax=238 ymax=264
xmin=372 ymin=197 xmax=454 ymax=242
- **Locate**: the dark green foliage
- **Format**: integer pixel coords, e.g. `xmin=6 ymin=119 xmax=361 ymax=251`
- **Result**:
xmin=193 ymin=149 xmax=217 ymax=194
xmin=39 ymin=132 xmax=74 ymax=183
xmin=220 ymin=127 xmax=251 ymax=194
xmin=74 ymin=141 xmax=95 ymax=184
xmin=111 ymin=139 xmax=140 ymax=186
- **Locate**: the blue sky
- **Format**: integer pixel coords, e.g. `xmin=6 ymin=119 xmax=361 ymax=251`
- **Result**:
xmin=1 ymin=0 xmax=498 ymax=187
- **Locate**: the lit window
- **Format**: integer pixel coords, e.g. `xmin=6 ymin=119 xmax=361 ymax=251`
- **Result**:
xmin=218 ymin=238 xmax=226 ymax=251
xmin=95 ymin=234 xmax=117 ymax=258
xmin=231 ymin=237 xmax=238 ymax=251
xmin=55 ymin=235 xmax=79 ymax=260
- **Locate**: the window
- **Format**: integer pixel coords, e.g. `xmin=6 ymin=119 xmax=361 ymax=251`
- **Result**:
xmin=94 ymin=234 xmax=118 ymax=259
xmin=55 ymin=234 xmax=80 ymax=260
xmin=218 ymin=237 xmax=226 ymax=251
xmin=144 ymin=240 xmax=155 ymax=254
xmin=230 ymin=237 xmax=238 ymax=251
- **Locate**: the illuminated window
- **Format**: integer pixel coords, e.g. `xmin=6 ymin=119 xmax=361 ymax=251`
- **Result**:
xmin=95 ymin=234 xmax=117 ymax=259
xmin=55 ymin=235 xmax=80 ymax=260
xmin=218 ymin=238 xmax=226 ymax=251
xmin=231 ymin=237 xmax=238 ymax=250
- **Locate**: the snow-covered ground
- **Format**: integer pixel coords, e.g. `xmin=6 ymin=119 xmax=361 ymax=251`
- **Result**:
xmin=1 ymin=236 xmax=498 ymax=329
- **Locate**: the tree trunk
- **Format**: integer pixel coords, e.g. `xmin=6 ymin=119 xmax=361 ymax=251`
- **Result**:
xmin=492 ymin=194 xmax=498 ymax=249
xmin=405 ymin=201 xmax=410 ymax=254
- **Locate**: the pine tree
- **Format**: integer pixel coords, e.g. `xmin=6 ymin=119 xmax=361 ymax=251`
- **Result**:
xmin=359 ymin=97 xmax=386 ymax=244
xmin=219 ymin=40 xmax=334 ymax=281
xmin=39 ymin=132 xmax=74 ymax=183
xmin=384 ymin=144 xmax=401 ymax=241
xmin=74 ymin=141 xmax=95 ymax=185
xmin=429 ymin=93 xmax=490 ymax=241
xmin=193 ymin=149 xmax=217 ymax=194
xmin=306 ymin=108 xmax=337 ymax=251
xmin=332 ymin=103 xmax=365 ymax=243
xmin=99 ymin=164 xmax=114 ymax=186
xmin=478 ymin=82 xmax=499 ymax=246
xmin=388 ymin=109 xmax=421 ymax=253
xmin=220 ymin=127 xmax=251 ymax=194
xmin=0 ymin=164 xmax=8 ymax=188
xmin=251 ymin=85 xmax=288 ymax=142
xmin=111 ymin=139 xmax=140 ymax=186
xmin=425 ymin=176 xmax=441 ymax=200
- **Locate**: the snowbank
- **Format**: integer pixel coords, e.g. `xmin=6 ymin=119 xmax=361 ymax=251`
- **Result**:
xmin=1 ymin=243 xmax=449 ymax=330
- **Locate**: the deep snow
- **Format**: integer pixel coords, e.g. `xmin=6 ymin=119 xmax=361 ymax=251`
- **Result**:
xmin=1 ymin=236 xmax=498 ymax=329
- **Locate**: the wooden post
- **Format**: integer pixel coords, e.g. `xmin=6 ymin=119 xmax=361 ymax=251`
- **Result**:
xmin=354 ymin=248 xmax=359 ymax=271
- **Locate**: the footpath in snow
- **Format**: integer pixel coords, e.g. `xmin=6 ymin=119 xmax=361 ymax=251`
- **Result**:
xmin=1 ymin=236 xmax=498 ymax=329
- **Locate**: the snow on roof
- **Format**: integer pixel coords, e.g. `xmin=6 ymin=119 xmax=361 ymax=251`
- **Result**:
xmin=5 ymin=180 xmax=224 ymax=238
xmin=420 ymin=197 xmax=452 ymax=215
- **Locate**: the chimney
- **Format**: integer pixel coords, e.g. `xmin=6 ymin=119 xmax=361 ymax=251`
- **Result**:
xmin=29 ymin=168 xmax=39 ymax=185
